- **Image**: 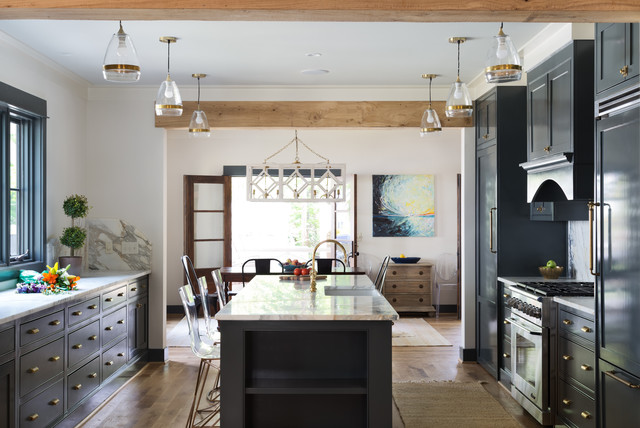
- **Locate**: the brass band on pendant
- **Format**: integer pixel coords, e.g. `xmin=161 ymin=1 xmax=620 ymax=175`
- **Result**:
xmin=485 ymin=64 xmax=522 ymax=72
xmin=103 ymin=64 xmax=141 ymax=72
xmin=156 ymin=105 xmax=183 ymax=109
xmin=189 ymin=128 xmax=211 ymax=133
xmin=421 ymin=127 xmax=442 ymax=133
xmin=446 ymin=105 xmax=473 ymax=111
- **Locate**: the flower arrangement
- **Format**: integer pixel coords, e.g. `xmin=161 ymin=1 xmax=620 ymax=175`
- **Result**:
xmin=16 ymin=262 xmax=80 ymax=295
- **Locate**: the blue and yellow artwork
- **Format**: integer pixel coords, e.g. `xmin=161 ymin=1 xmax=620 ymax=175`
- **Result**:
xmin=372 ymin=174 xmax=435 ymax=237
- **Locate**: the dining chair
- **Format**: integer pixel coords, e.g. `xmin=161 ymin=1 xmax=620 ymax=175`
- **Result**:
xmin=374 ymin=255 xmax=391 ymax=293
xmin=211 ymin=268 xmax=227 ymax=309
xmin=179 ymin=285 xmax=221 ymax=428
xmin=305 ymin=258 xmax=346 ymax=274
xmin=241 ymin=258 xmax=284 ymax=286
xmin=435 ymin=252 xmax=458 ymax=318
xmin=181 ymin=255 xmax=218 ymax=316
xmin=197 ymin=277 xmax=220 ymax=343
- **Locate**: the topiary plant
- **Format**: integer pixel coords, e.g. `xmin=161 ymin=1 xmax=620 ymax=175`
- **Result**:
xmin=60 ymin=194 xmax=90 ymax=256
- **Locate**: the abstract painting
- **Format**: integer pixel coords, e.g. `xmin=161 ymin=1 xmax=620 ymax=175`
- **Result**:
xmin=372 ymin=174 xmax=435 ymax=237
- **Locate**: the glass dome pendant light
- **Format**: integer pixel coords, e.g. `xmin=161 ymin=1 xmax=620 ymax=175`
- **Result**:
xmin=188 ymin=74 xmax=211 ymax=138
xmin=485 ymin=22 xmax=523 ymax=83
xmin=155 ymin=36 xmax=183 ymax=117
xmin=420 ymin=74 xmax=442 ymax=136
xmin=102 ymin=21 xmax=141 ymax=82
xmin=445 ymin=37 xmax=473 ymax=118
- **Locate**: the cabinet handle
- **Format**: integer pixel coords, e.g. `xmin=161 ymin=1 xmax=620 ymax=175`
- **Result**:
xmin=562 ymin=399 xmax=572 ymax=406
xmin=49 ymin=356 xmax=60 ymax=362
xmin=581 ymin=364 xmax=592 ymax=371
xmin=581 ymin=326 xmax=592 ymax=333
xmin=27 ymin=413 xmax=39 ymax=421
xmin=89 ymin=304 xmax=98 ymax=310
xmin=136 ymin=303 xmax=143 ymax=308
xmin=392 ymin=271 xmax=397 ymax=275
xmin=27 ymin=366 xmax=39 ymax=374
xmin=105 ymin=298 xmax=114 ymax=302
xmin=418 ymin=271 xmax=424 ymax=275
xmin=604 ymin=370 xmax=640 ymax=388
xmin=27 ymin=328 xmax=39 ymax=335
xmin=131 ymin=287 xmax=137 ymax=291
xmin=89 ymin=372 xmax=98 ymax=378
xmin=503 ymin=293 xmax=510 ymax=299
xmin=105 ymin=326 xmax=114 ymax=331
xmin=117 ymin=352 xmax=125 ymax=357
xmin=392 ymin=298 xmax=397 ymax=302
xmin=536 ymin=206 xmax=544 ymax=212
xmin=588 ymin=201 xmax=600 ymax=277
xmin=419 ymin=284 xmax=424 ymax=288
xmin=504 ymin=319 xmax=511 ymax=325
xmin=117 ymin=292 xmax=125 ymax=297
xmin=562 ymin=355 xmax=573 ymax=361
xmin=72 ymin=384 xmax=82 ymax=390
xmin=72 ymin=311 xmax=83 ymax=316
xmin=581 ymin=411 xmax=592 ymax=420
xmin=562 ymin=319 xmax=573 ymax=325
xmin=89 ymin=335 xmax=98 ymax=341
xmin=503 ymin=353 xmax=510 ymax=358
xmin=49 ymin=398 xmax=60 ymax=406
xmin=73 ymin=344 xmax=83 ymax=350
xmin=392 ymin=284 xmax=397 ymax=288
xmin=49 ymin=320 xmax=61 ymax=326
xmin=620 ymin=65 xmax=629 ymax=77
xmin=105 ymin=360 xmax=114 ymax=366
xmin=117 ymin=319 xmax=125 ymax=324
xmin=543 ymin=146 xmax=551 ymax=152
xmin=489 ymin=207 xmax=497 ymax=254
xmin=419 ymin=298 xmax=424 ymax=302
xmin=483 ymin=134 xmax=489 ymax=140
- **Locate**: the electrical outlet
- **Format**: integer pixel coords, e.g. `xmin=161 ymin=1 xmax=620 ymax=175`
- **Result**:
xmin=105 ymin=239 xmax=113 ymax=254
xmin=121 ymin=241 xmax=139 ymax=255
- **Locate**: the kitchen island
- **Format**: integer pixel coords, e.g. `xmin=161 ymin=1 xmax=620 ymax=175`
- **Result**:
xmin=215 ymin=274 xmax=398 ymax=428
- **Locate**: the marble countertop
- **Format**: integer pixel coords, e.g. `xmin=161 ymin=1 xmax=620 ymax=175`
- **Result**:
xmin=553 ymin=296 xmax=595 ymax=316
xmin=215 ymin=274 xmax=399 ymax=321
xmin=0 ymin=270 xmax=150 ymax=325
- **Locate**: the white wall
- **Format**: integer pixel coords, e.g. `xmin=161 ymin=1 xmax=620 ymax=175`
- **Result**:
xmin=166 ymin=127 xmax=461 ymax=306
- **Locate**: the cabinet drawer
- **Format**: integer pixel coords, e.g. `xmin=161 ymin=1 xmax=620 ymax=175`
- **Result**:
xmin=386 ymin=294 xmax=431 ymax=311
xmin=67 ymin=356 xmax=101 ymax=409
xmin=0 ymin=325 xmax=15 ymax=356
xmin=559 ymin=309 xmax=595 ymax=343
xmin=19 ymin=378 xmax=64 ymax=428
xmin=503 ymin=316 xmax=512 ymax=339
xmin=20 ymin=310 xmax=64 ymax=347
xmin=500 ymin=336 xmax=512 ymax=375
xmin=557 ymin=379 xmax=596 ymax=428
xmin=385 ymin=280 xmax=430 ymax=293
xmin=128 ymin=277 xmax=148 ymax=299
xmin=102 ymin=306 xmax=127 ymax=346
xmin=558 ymin=339 xmax=595 ymax=393
xmin=20 ymin=337 xmax=64 ymax=397
xmin=102 ymin=339 xmax=128 ymax=380
xmin=387 ymin=265 xmax=430 ymax=279
xmin=67 ymin=297 xmax=100 ymax=326
xmin=68 ymin=320 xmax=101 ymax=368
xmin=102 ymin=285 xmax=127 ymax=311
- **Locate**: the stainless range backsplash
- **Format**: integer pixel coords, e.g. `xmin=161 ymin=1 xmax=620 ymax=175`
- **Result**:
xmin=568 ymin=221 xmax=590 ymax=281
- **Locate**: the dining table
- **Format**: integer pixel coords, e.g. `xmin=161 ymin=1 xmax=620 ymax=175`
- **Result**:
xmin=219 ymin=265 xmax=366 ymax=289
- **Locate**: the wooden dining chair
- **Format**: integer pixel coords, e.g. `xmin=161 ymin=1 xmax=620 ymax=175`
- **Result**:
xmin=305 ymin=258 xmax=346 ymax=274
xmin=241 ymin=258 xmax=284 ymax=286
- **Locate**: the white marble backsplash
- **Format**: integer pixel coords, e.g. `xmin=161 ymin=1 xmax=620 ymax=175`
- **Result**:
xmin=86 ymin=218 xmax=152 ymax=271
xmin=568 ymin=221 xmax=590 ymax=281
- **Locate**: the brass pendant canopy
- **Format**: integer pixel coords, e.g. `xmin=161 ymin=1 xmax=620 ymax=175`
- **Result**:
xmin=102 ymin=21 xmax=141 ymax=82
xmin=420 ymin=74 xmax=442 ymax=136
xmin=189 ymin=73 xmax=211 ymax=138
xmin=155 ymin=36 xmax=183 ymax=117
xmin=485 ymin=23 xmax=523 ymax=83
xmin=445 ymin=37 xmax=473 ymax=118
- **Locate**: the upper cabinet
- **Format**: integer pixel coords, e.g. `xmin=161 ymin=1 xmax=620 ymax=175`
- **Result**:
xmin=595 ymin=23 xmax=639 ymax=96
xmin=475 ymin=91 xmax=497 ymax=148
xmin=526 ymin=41 xmax=594 ymax=163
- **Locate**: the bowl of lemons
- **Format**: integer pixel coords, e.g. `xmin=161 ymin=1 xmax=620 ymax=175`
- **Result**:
xmin=391 ymin=254 xmax=421 ymax=264
xmin=539 ymin=260 xmax=564 ymax=279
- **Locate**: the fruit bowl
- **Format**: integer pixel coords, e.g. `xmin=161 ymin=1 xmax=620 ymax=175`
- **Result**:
xmin=539 ymin=266 xmax=564 ymax=279
xmin=283 ymin=264 xmax=306 ymax=272
xmin=391 ymin=257 xmax=421 ymax=264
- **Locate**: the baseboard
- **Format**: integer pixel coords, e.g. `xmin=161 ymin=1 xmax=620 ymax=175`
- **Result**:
xmin=148 ymin=347 xmax=169 ymax=362
xmin=437 ymin=304 xmax=457 ymax=313
xmin=459 ymin=346 xmax=477 ymax=362
xmin=167 ymin=305 xmax=184 ymax=314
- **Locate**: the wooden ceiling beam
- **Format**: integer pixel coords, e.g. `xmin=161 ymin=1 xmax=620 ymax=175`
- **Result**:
xmin=155 ymin=101 xmax=472 ymax=129
xmin=1 ymin=1 xmax=639 ymax=22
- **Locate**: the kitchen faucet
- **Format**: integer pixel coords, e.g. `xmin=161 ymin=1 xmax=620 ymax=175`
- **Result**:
xmin=309 ymin=239 xmax=347 ymax=292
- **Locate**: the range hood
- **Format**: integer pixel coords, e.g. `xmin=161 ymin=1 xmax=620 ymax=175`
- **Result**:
xmin=519 ymin=153 xmax=591 ymax=221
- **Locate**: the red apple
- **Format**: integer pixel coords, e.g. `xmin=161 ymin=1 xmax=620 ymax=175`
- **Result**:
xmin=301 ymin=268 xmax=309 ymax=275
xmin=293 ymin=268 xmax=302 ymax=276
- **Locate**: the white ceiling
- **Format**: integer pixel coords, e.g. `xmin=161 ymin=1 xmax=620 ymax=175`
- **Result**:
xmin=0 ymin=20 xmax=550 ymax=87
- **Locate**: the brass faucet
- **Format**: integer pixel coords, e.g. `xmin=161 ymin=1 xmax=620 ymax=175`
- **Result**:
xmin=309 ymin=239 xmax=348 ymax=292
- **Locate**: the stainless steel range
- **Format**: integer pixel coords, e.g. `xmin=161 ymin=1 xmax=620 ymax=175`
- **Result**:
xmin=504 ymin=279 xmax=594 ymax=426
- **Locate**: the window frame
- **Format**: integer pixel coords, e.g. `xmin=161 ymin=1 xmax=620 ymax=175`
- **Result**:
xmin=0 ymin=81 xmax=46 ymax=272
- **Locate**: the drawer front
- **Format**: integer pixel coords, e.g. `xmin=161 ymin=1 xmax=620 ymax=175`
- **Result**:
xmin=386 ymin=294 xmax=432 ymax=311
xmin=0 ymin=325 xmax=15 ymax=356
xmin=19 ymin=378 xmax=64 ymax=428
xmin=557 ymin=379 xmax=596 ymax=428
xmin=67 ymin=297 xmax=100 ymax=326
xmin=68 ymin=320 xmax=101 ymax=368
xmin=20 ymin=310 xmax=64 ymax=347
xmin=102 ymin=285 xmax=127 ymax=311
xmin=20 ymin=337 xmax=64 ymax=397
xmin=385 ymin=280 xmax=430 ymax=293
xmin=558 ymin=339 xmax=596 ymax=393
xmin=102 ymin=306 xmax=127 ymax=346
xmin=559 ymin=310 xmax=595 ymax=343
xmin=102 ymin=339 xmax=128 ymax=380
xmin=387 ymin=265 xmax=431 ymax=279
xmin=67 ymin=356 xmax=101 ymax=409
xmin=128 ymin=277 xmax=148 ymax=299
xmin=503 ymin=316 xmax=512 ymax=339
xmin=500 ymin=336 xmax=512 ymax=375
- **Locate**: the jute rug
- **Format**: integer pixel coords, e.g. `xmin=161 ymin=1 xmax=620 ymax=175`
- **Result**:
xmin=393 ymin=382 xmax=521 ymax=428
xmin=392 ymin=318 xmax=451 ymax=347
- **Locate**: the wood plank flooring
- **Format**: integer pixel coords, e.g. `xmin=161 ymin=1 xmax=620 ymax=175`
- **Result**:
xmin=77 ymin=314 xmax=543 ymax=428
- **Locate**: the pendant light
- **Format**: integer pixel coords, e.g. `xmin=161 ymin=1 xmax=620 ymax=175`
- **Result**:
xmin=485 ymin=23 xmax=522 ymax=83
xmin=420 ymin=74 xmax=442 ymax=136
xmin=445 ymin=37 xmax=473 ymax=118
xmin=189 ymin=74 xmax=211 ymax=138
xmin=102 ymin=21 xmax=141 ymax=82
xmin=155 ymin=36 xmax=183 ymax=117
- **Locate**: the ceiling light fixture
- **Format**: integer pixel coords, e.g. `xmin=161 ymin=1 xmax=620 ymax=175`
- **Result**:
xmin=445 ymin=37 xmax=473 ymax=118
xmin=420 ymin=74 xmax=442 ymax=136
xmin=247 ymin=130 xmax=346 ymax=202
xmin=485 ymin=22 xmax=523 ymax=83
xmin=188 ymin=74 xmax=210 ymax=138
xmin=155 ymin=36 xmax=183 ymax=117
xmin=102 ymin=21 xmax=141 ymax=82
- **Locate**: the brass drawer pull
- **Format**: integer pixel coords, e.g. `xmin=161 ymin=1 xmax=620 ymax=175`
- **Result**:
xmin=562 ymin=399 xmax=572 ymax=406
xmin=581 ymin=411 xmax=592 ymax=419
xmin=117 ymin=352 xmax=125 ymax=357
xmin=27 ymin=413 xmax=39 ymax=421
xmin=72 ymin=311 xmax=83 ymax=316
xmin=136 ymin=303 xmax=143 ymax=309
xmin=543 ymin=146 xmax=551 ymax=152
xmin=536 ymin=206 xmax=544 ymax=212
xmin=89 ymin=335 xmax=98 ymax=341
xmin=604 ymin=370 xmax=640 ymax=389
xmin=27 ymin=366 xmax=39 ymax=374
xmin=105 ymin=360 xmax=114 ymax=366
xmin=503 ymin=353 xmax=510 ymax=358
xmin=89 ymin=304 xmax=98 ymax=310
xmin=49 ymin=320 xmax=61 ymax=326
xmin=89 ymin=372 xmax=98 ymax=378
xmin=504 ymin=319 xmax=511 ymax=325
xmin=620 ymin=65 xmax=629 ymax=77
xmin=105 ymin=326 xmax=114 ymax=331
xmin=483 ymin=133 xmax=489 ymax=139
xmin=49 ymin=398 xmax=60 ymax=406
xmin=73 ymin=344 xmax=83 ymax=350
xmin=72 ymin=384 xmax=82 ymax=390
xmin=27 ymin=328 xmax=40 ymax=335
xmin=562 ymin=319 xmax=573 ymax=325
xmin=562 ymin=355 xmax=573 ymax=361
xmin=131 ymin=287 xmax=137 ymax=291
xmin=117 ymin=319 xmax=125 ymax=324
xmin=581 ymin=326 xmax=592 ymax=333
xmin=117 ymin=292 xmax=125 ymax=297
xmin=105 ymin=297 xmax=114 ymax=302
xmin=581 ymin=364 xmax=592 ymax=371
xmin=49 ymin=356 xmax=60 ymax=362
xmin=503 ymin=293 xmax=510 ymax=298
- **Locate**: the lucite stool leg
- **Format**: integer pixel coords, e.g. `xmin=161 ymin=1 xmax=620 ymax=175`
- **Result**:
xmin=186 ymin=359 xmax=221 ymax=428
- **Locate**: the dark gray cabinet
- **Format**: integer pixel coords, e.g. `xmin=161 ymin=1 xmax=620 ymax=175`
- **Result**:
xmin=0 ymin=359 xmax=14 ymax=428
xmin=595 ymin=23 xmax=639 ymax=95
xmin=475 ymin=86 xmax=567 ymax=379
xmin=598 ymin=360 xmax=640 ymax=428
xmin=526 ymin=41 xmax=594 ymax=162
xmin=476 ymin=92 xmax=497 ymax=146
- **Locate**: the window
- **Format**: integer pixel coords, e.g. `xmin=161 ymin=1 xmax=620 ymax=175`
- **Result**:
xmin=1 ymin=82 xmax=46 ymax=270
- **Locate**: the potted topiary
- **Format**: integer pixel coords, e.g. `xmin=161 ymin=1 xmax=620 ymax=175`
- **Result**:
xmin=59 ymin=194 xmax=90 ymax=275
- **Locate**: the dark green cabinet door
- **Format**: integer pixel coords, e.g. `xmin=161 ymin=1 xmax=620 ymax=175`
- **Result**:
xmin=549 ymin=60 xmax=572 ymax=154
xmin=476 ymin=93 xmax=497 ymax=146
xmin=128 ymin=297 xmax=148 ymax=361
xmin=0 ymin=360 xmax=14 ymax=428
xmin=599 ymin=360 xmax=640 ymax=428
xmin=528 ymin=72 xmax=550 ymax=159
xmin=596 ymin=23 xmax=640 ymax=94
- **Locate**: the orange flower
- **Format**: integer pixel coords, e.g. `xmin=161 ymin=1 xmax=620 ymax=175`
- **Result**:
xmin=42 ymin=272 xmax=58 ymax=284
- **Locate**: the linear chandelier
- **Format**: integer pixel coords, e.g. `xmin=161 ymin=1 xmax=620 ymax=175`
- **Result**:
xmin=247 ymin=130 xmax=346 ymax=202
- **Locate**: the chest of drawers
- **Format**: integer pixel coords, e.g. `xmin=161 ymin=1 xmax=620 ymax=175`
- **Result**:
xmin=383 ymin=263 xmax=434 ymax=313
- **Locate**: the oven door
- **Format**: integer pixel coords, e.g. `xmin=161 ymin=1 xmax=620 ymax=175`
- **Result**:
xmin=510 ymin=314 xmax=544 ymax=410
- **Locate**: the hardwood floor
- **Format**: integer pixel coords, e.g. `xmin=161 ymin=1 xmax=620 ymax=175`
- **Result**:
xmin=77 ymin=313 xmax=543 ymax=428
